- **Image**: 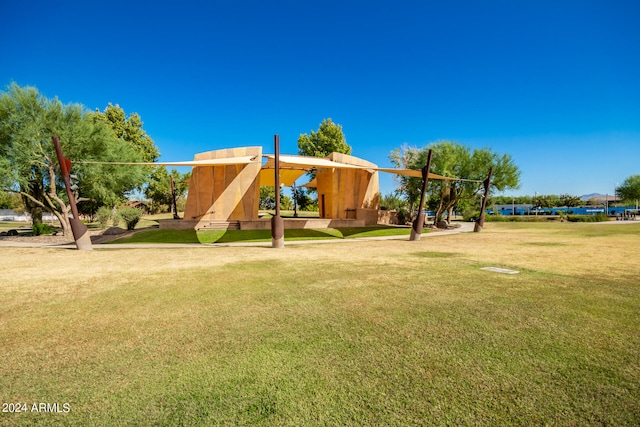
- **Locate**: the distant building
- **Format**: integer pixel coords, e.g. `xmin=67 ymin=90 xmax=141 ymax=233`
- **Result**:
xmin=0 ymin=209 xmax=57 ymax=222
xmin=128 ymin=201 xmax=150 ymax=213
xmin=0 ymin=209 xmax=29 ymax=221
xmin=492 ymin=204 xmax=534 ymax=215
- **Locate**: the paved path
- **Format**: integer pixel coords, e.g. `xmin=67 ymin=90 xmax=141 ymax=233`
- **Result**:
xmin=0 ymin=222 xmax=476 ymax=250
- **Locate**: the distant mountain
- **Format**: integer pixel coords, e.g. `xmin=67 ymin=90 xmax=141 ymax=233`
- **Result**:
xmin=580 ymin=193 xmax=618 ymax=201
xmin=580 ymin=193 xmax=605 ymax=201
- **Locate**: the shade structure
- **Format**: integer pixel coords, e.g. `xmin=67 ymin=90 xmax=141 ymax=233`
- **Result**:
xmin=78 ymin=156 xmax=259 ymax=167
xmin=183 ymin=147 xmax=263 ymax=223
xmin=300 ymin=178 xmax=317 ymax=188
xmin=77 ymin=146 xmax=483 ymax=229
xmin=259 ymin=166 xmax=308 ymax=187
xmin=263 ymin=154 xmax=367 ymax=170
xmin=260 ymin=154 xmax=373 ymax=187
xmin=375 ymin=167 xmax=463 ymax=181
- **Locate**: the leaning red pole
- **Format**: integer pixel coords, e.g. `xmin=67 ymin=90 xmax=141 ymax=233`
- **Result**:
xmin=52 ymin=136 xmax=92 ymax=250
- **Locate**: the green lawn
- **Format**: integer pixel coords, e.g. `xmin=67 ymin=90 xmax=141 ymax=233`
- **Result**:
xmin=1 ymin=222 xmax=639 ymax=425
xmin=0 ymin=221 xmax=31 ymax=232
xmin=110 ymin=226 xmax=412 ymax=244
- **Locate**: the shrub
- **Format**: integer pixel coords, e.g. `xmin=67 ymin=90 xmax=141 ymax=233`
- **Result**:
xmin=566 ymin=213 xmax=609 ymax=223
xmin=462 ymin=209 xmax=480 ymax=222
xmin=95 ymin=206 xmax=112 ymax=229
xmin=112 ymin=210 xmax=122 ymax=228
xmin=119 ymin=208 xmax=142 ymax=230
xmin=396 ymin=208 xmax=411 ymax=225
xmin=594 ymin=213 xmax=609 ymax=222
xmin=32 ymin=223 xmax=54 ymax=236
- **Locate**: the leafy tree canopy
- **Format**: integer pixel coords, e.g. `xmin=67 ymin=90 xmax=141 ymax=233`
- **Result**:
xmin=90 ymin=103 xmax=159 ymax=162
xmin=298 ymin=118 xmax=351 ymax=158
xmin=259 ymin=186 xmax=293 ymax=211
xmin=0 ymin=191 xmax=23 ymax=210
xmin=616 ymin=174 xmax=640 ymax=203
xmin=144 ymin=166 xmax=190 ymax=211
xmin=390 ymin=141 xmax=520 ymax=223
xmin=0 ymin=82 xmax=153 ymax=234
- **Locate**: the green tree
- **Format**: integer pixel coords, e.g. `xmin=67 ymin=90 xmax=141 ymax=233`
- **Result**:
xmin=280 ymin=195 xmax=293 ymax=211
xmin=390 ymin=141 xmax=520 ymax=224
xmin=298 ymin=118 xmax=351 ymax=157
xmin=0 ymin=191 xmax=23 ymax=210
xmin=616 ymin=175 xmax=640 ymax=205
xmin=90 ymin=103 xmax=159 ymax=162
xmin=0 ymin=83 xmax=149 ymax=235
xmin=297 ymin=118 xmax=352 ymax=197
xmin=259 ymin=187 xmax=294 ymax=211
xmin=144 ymin=166 xmax=190 ymax=213
xmin=259 ymin=187 xmax=276 ymax=210
xmin=389 ymin=145 xmax=424 ymax=215
xmin=380 ymin=192 xmax=408 ymax=211
xmin=294 ymin=187 xmax=316 ymax=211
xmin=533 ymin=194 xmax=560 ymax=210
xmin=559 ymin=194 xmax=583 ymax=207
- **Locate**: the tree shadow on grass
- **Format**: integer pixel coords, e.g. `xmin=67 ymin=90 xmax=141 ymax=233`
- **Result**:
xmin=110 ymin=228 xmax=200 ymax=244
xmin=338 ymin=226 xmax=411 ymax=238
xmin=212 ymin=229 xmax=339 ymax=243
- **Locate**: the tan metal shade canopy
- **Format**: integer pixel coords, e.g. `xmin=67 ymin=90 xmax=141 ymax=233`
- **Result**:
xmin=78 ymin=155 xmax=473 ymax=183
xmin=375 ymin=167 xmax=461 ymax=181
xmin=75 ymin=146 xmax=483 ymax=229
xmin=77 ymin=156 xmax=260 ymax=167
xmin=260 ymin=154 xmax=368 ymax=186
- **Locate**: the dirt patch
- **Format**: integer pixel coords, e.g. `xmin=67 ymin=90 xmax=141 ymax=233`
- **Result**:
xmin=0 ymin=234 xmax=74 ymax=244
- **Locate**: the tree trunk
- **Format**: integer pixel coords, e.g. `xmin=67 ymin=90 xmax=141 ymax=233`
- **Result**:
xmin=447 ymin=206 xmax=454 ymax=223
xmin=30 ymin=206 xmax=43 ymax=226
xmin=44 ymin=162 xmax=74 ymax=236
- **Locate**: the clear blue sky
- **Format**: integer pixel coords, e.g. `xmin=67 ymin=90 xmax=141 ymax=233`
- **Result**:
xmin=2 ymin=0 xmax=639 ymax=197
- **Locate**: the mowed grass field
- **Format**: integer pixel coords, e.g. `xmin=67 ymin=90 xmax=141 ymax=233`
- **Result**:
xmin=1 ymin=222 xmax=639 ymax=426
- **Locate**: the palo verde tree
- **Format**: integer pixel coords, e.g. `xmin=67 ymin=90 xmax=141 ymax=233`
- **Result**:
xmin=390 ymin=141 xmax=520 ymax=224
xmin=616 ymin=174 xmax=640 ymax=206
xmin=0 ymin=83 xmax=151 ymax=235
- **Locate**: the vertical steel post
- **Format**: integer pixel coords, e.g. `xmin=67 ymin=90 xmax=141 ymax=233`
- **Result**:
xmin=292 ymin=181 xmax=298 ymax=218
xmin=52 ymin=136 xmax=92 ymax=250
xmin=474 ymin=166 xmax=493 ymax=232
xmin=410 ymin=149 xmax=433 ymax=241
xmin=271 ymin=135 xmax=285 ymax=248
xmin=170 ymin=175 xmax=180 ymax=219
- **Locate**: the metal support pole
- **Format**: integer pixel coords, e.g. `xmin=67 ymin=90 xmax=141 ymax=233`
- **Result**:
xmin=474 ymin=166 xmax=493 ymax=232
xmin=170 ymin=176 xmax=180 ymax=219
xmin=271 ymin=135 xmax=285 ymax=248
xmin=52 ymin=136 xmax=92 ymax=250
xmin=410 ymin=149 xmax=433 ymax=241
xmin=293 ymin=182 xmax=298 ymax=218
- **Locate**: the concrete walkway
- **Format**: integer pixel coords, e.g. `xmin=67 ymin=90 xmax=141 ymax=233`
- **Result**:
xmin=0 ymin=222 xmax=476 ymax=250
